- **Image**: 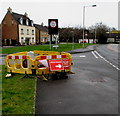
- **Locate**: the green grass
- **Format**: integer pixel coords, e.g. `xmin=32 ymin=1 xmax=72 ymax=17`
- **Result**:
xmin=2 ymin=65 xmax=36 ymax=114
xmin=1 ymin=43 xmax=94 ymax=54
xmin=0 ymin=65 xmax=2 ymax=115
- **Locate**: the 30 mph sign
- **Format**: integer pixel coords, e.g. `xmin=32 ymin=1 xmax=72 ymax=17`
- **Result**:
xmin=48 ymin=19 xmax=58 ymax=34
xmin=49 ymin=60 xmax=64 ymax=71
xmin=50 ymin=21 xmax=57 ymax=28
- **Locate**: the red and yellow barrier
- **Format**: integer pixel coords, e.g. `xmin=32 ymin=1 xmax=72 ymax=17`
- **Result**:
xmin=5 ymin=50 xmax=73 ymax=79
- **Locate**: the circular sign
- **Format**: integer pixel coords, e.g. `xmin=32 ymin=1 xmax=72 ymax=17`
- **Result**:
xmin=50 ymin=21 xmax=57 ymax=28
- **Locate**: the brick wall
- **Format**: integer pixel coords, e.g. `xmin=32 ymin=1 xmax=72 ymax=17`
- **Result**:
xmin=35 ymin=28 xmax=41 ymax=44
xmin=2 ymin=12 xmax=18 ymax=45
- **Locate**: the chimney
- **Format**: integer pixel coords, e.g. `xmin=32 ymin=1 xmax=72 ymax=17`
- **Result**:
xmin=7 ymin=7 xmax=12 ymax=13
xmin=41 ymin=22 xmax=44 ymax=26
xmin=24 ymin=12 xmax=28 ymax=17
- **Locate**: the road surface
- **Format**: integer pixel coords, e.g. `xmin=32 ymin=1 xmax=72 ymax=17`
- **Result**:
xmin=35 ymin=44 xmax=118 ymax=114
xmin=96 ymin=44 xmax=119 ymax=68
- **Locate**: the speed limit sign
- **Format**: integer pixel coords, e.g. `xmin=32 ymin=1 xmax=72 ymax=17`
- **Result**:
xmin=50 ymin=21 xmax=57 ymax=28
xmin=48 ymin=19 xmax=58 ymax=34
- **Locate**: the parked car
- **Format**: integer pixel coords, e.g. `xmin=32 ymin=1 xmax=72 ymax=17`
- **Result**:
xmin=81 ymin=41 xmax=87 ymax=43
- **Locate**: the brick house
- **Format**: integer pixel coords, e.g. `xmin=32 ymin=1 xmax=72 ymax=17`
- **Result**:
xmin=34 ymin=24 xmax=49 ymax=44
xmin=1 ymin=7 xmax=35 ymax=46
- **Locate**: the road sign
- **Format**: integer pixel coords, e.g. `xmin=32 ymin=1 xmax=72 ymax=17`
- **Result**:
xmin=49 ymin=60 xmax=64 ymax=71
xmin=53 ymin=45 xmax=59 ymax=48
xmin=48 ymin=19 xmax=58 ymax=34
xmin=63 ymin=59 xmax=70 ymax=69
xmin=50 ymin=21 xmax=57 ymax=28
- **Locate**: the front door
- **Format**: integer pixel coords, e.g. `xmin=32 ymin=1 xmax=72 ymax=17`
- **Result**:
xmin=6 ymin=39 xmax=10 ymax=46
xmin=25 ymin=38 xmax=30 ymax=45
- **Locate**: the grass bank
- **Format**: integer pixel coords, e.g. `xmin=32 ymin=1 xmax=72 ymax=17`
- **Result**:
xmin=2 ymin=43 xmax=94 ymax=54
xmin=2 ymin=65 xmax=36 ymax=114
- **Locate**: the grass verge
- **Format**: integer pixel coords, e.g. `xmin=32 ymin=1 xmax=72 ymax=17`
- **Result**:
xmin=0 ymin=65 xmax=2 ymax=115
xmin=2 ymin=65 xmax=36 ymax=114
xmin=2 ymin=43 xmax=94 ymax=54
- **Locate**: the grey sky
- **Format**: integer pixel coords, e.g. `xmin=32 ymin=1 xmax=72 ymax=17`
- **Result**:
xmin=0 ymin=0 xmax=119 ymax=29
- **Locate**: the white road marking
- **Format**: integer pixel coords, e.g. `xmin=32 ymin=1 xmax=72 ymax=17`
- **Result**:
xmin=72 ymin=55 xmax=86 ymax=58
xmin=93 ymin=51 xmax=120 ymax=71
xmin=94 ymin=51 xmax=103 ymax=58
xmin=92 ymin=51 xmax=98 ymax=58
xmin=79 ymin=55 xmax=86 ymax=58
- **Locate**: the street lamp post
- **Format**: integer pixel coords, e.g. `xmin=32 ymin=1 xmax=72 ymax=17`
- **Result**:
xmin=82 ymin=5 xmax=96 ymax=47
xmin=71 ymin=31 xmax=74 ymax=50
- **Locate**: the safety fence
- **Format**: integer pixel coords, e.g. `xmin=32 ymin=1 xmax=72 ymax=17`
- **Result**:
xmin=5 ymin=51 xmax=72 ymax=77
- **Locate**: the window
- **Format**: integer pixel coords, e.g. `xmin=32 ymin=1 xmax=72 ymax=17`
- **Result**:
xmin=31 ymin=20 xmax=34 ymax=26
xmin=21 ymin=37 xmax=24 ymax=45
xmin=27 ymin=29 xmax=29 ymax=35
xmin=42 ymin=38 xmax=45 ymax=42
xmin=32 ymin=30 xmax=34 ymax=35
xmin=21 ymin=37 xmax=24 ymax=42
xmin=12 ymin=20 xmax=14 ymax=24
xmin=32 ymin=38 xmax=34 ymax=43
xmin=26 ymin=19 xmax=29 ymax=25
xmin=4 ymin=21 xmax=6 ymax=24
xmin=21 ymin=29 xmax=24 ymax=34
xmin=20 ymin=17 xmax=23 ymax=24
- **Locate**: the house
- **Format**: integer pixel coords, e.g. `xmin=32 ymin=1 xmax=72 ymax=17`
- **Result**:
xmin=1 ymin=7 xmax=35 ymax=46
xmin=34 ymin=24 xmax=49 ymax=44
xmin=107 ymin=31 xmax=120 ymax=43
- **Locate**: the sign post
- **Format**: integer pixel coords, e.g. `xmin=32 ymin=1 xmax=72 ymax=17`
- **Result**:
xmin=48 ymin=19 xmax=58 ymax=50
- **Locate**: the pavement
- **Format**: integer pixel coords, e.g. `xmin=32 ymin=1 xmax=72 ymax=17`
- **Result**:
xmin=66 ymin=44 xmax=96 ymax=54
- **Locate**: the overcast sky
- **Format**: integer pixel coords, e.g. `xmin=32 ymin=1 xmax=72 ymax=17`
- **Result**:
xmin=0 ymin=0 xmax=119 ymax=29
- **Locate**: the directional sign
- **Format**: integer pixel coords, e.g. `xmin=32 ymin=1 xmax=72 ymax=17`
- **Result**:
xmin=48 ymin=60 xmax=64 ymax=71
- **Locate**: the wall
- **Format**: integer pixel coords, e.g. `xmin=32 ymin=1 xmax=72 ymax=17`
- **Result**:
xmin=19 ymin=24 xmax=35 ymax=45
xmin=35 ymin=28 xmax=40 ymax=44
xmin=2 ymin=12 xmax=18 ymax=45
xmin=40 ymin=31 xmax=49 ymax=43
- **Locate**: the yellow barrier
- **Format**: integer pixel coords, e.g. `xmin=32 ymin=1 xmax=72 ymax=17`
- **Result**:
xmin=5 ymin=51 xmax=73 ymax=79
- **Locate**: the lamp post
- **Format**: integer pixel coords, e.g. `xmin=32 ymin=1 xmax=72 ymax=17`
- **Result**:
xmin=83 ymin=5 xmax=97 ymax=47
xmin=71 ymin=31 xmax=74 ymax=50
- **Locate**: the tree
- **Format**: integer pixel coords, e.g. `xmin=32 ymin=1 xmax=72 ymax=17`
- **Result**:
xmin=59 ymin=22 xmax=116 ymax=44
xmin=89 ymin=22 xmax=110 ymax=44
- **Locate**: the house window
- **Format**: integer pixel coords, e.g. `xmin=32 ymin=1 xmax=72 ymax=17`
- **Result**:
xmin=20 ymin=17 xmax=23 ymax=24
xmin=27 ymin=29 xmax=29 ymax=35
xmin=26 ymin=19 xmax=29 ymax=25
xmin=21 ymin=29 xmax=24 ymax=35
xmin=32 ymin=38 xmax=34 ymax=43
xmin=31 ymin=20 xmax=33 ymax=26
xmin=12 ymin=20 xmax=14 ymax=24
xmin=32 ymin=30 xmax=34 ymax=35
xmin=21 ymin=37 xmax=24 ymax=44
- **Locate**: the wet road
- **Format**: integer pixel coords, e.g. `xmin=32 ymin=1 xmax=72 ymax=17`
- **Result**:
xmin=35 ymin=45 xmax=118 ymax=114
xmin=96 ymin=44 xmax=119 ymax=67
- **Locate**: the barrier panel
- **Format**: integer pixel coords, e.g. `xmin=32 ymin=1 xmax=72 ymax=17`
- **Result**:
xmin=5 ymin=50 xmax=73 ymax=79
